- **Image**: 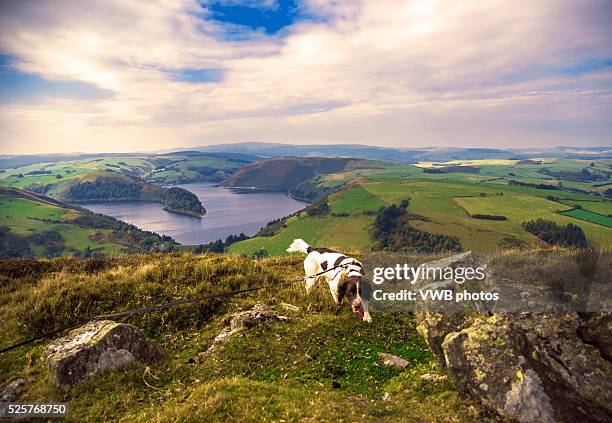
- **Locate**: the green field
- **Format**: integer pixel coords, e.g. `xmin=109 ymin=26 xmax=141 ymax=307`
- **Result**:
xmin=557 ymin=200 xmax=612 ymax=215
xmin=227 ymin=213 xmax=373 ymax=256
xmin=2 ymin=155 xmax=611 ymax=256
xmin=328 ymin=185 xmax=386 ymax=214
xmin=560 ymin=208 xmax=612 ymax=228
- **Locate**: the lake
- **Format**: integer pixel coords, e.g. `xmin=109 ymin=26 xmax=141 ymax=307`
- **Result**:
xmin=80 ymin=183 xmax=307 ymax=245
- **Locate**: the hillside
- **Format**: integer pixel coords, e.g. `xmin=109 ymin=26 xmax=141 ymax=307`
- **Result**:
xmin=228 ymin=158 xmax=612 ymax=255
xmin=0 ymin=186 xmax=176 ymax=258
xmin=0 ymin=252 xmax=485 ymax=422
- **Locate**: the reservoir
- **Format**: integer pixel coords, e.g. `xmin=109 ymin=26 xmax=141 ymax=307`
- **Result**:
xmin=80 ymin=182 xmax=306 ymax=245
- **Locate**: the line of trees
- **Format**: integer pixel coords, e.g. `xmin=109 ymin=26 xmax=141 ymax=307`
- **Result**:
xmin=508 ymin=180 xmax=559 ymax=190
xmin=471 ymin=214 xmax=507 ymax=220
xmin=194 ymin=233 xmax=249 ymax=254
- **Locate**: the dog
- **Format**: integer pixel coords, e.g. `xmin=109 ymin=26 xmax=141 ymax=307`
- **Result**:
xmin=287 ymin=239 xmax=372 ymax=323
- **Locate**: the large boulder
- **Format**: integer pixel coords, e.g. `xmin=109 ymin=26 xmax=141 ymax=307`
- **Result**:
xmin=413 ymin=252 xmax=612 ymax=423
xmin=45 ymin=320 xmax=165 ymax=391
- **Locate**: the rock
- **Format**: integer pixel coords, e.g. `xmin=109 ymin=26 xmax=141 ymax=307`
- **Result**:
xmin=441 ymin=314 xmax=611 ymax=423
xmin=378 ymin=353 xmax=410 ymax=369
xmin=414 ymin=251 xmax=481 ymax=369
xmin=45 ymin=320 xmax=165 ymax=391
xmin=415 ymin=312 xmax=469 ymax=369
xmin=577 ymin=312 xmax=612 ymax=361
xmin=413 ymin=252 xmax=612 ymax=423
xmin=0 ymin=378 xmax=26 ymax=401
xmin=206 ymin=304 xmax=289 ymax=353
xmin=420 ymin=373 xmax=448 ymax=382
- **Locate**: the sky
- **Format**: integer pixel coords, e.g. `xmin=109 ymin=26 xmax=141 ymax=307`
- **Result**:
xmin=0 ymin=0 xmax=611 ymax=155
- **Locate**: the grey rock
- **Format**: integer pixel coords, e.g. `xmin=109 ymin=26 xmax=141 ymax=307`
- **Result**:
xmin=0 ymin=378 xmax=26 ymax=402
xmin=207 ymin=304 xmax=289 ymax=353
xmin=378 ymin=353 xmax=410 ymax=369
xmin=45 ymin=320 xmax=165 ymax=391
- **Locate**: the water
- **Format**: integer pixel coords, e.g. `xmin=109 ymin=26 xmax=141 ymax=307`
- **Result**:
xmin=80 ymin=183 xmax=307 ymax=245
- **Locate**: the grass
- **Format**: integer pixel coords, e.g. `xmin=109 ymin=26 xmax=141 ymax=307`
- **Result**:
xmin=0 ymin=253 xmax=482 ymax=422
xmin=560 ymin=208 xmax=612 ymax=228
xmin=456 ymin=195 xmax=612 ymax=246
xmin=328 ymin=185 xmax=387 ymax=214
xmin=558 ymin=200 xmax=612 ymax=215
xmin=0 ymin=196 xmax=69 ymax=220
xmin=227 ymin=213 xmax=373 ymax=256
xmin=0 ymin=154 xmax=243 ymax=192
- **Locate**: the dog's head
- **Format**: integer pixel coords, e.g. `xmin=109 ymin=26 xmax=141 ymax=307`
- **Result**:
xmin=338 ymin=273 xmax=367 ymax=317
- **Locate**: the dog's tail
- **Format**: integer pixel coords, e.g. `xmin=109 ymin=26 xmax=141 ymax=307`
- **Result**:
xmin=287 ymin=238 xmax=310 ymax=254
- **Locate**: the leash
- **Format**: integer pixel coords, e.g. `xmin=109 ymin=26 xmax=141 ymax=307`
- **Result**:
xmin=0 ymin=262 xmax=350 ymax=355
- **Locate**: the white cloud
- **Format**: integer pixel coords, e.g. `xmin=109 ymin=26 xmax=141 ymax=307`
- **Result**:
xmin=0 ymin=0 xmax=610 ymax=154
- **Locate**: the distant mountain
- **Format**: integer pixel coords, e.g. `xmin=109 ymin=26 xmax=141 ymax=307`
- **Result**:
xmin=3 ymin=144 xmax=610 ymax=173
xmin=195 ymin=142 xmax=612 ymax=162
xmin=197 ymin=142 xmax=421 ymax=163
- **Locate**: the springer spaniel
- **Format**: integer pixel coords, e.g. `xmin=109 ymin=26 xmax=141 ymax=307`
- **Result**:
xmin=287 ymin=239 xmax=372 ymax=323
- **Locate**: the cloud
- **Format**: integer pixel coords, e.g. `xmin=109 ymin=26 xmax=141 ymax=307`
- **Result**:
xmin=0 ymin=0 xmax=610 ymax=154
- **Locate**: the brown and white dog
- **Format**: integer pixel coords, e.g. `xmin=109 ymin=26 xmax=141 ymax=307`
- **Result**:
xmin=287 ymin=239 xmax=372 ymax=323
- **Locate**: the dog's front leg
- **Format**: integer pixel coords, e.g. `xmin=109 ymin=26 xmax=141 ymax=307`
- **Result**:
xmin=362 ymin=300 xmax=372 ymax=323
xmin=304 ymin=257 xmax=320 ymax=293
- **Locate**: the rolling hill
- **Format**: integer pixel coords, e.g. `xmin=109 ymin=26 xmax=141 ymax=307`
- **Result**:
xmin=0 ymin=186 xmax=176 ymax=258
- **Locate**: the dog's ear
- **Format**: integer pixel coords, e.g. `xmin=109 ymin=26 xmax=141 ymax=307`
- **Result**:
xmin=337 ymin=273 xmax=348 ymax=303
xmin=357 ymin=276 xmax=373 ymax=301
